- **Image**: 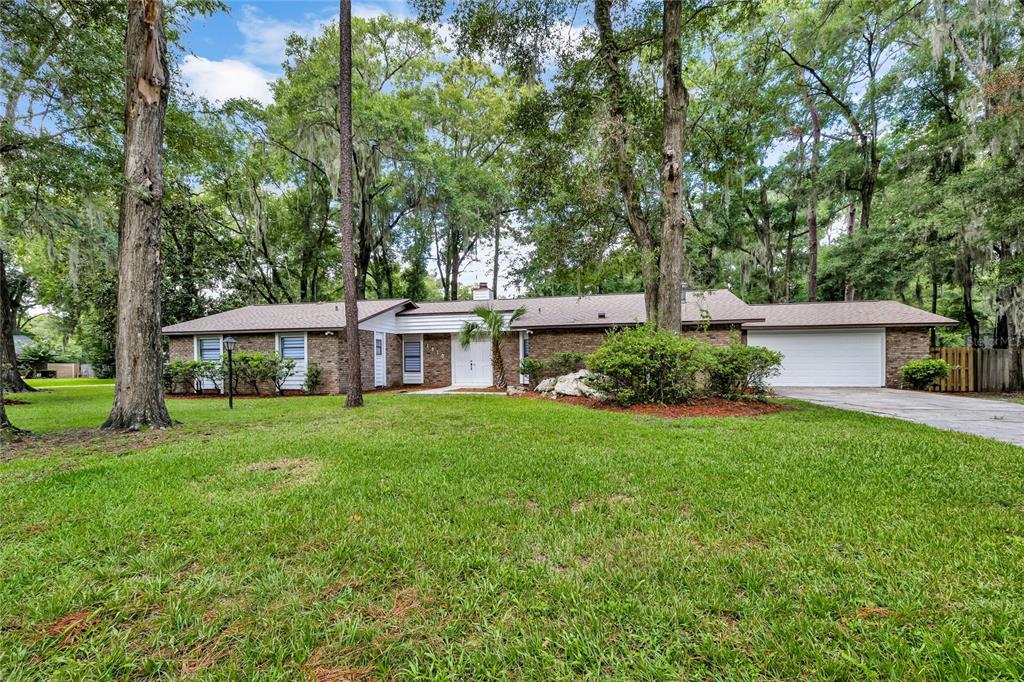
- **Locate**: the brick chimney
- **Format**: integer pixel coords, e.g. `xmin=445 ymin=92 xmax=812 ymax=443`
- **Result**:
xmin=472 ymin=282 xmax=494 ymax=300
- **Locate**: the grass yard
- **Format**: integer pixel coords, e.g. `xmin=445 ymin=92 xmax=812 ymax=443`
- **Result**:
xmin=24 ymin=377 xmax=116 ymax=388
xmin=2 ymin=387 xmax=1024 ymax=679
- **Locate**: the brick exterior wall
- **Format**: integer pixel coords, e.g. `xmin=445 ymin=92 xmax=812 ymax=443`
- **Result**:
xmin=496 ymin=335 xmax=522 ymax=387
xmin=422 ymin=333 xmax=452 ymax=386
xmin=168 ymin=336 xmax=193 ymax=364
xmin=307 ymin=332 xmax=341 ymax=393
xmin=386 ymin=333 xmax=403 ymax=387
xmin=885 ymin=327 xmax=931 ymax=388
xmin=682 ymin=326 xmax=744 ymax=347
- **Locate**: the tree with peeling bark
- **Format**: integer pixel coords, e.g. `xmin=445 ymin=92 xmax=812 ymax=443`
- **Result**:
xmin=103 ymin=0 xmax=172 ymax=430
xmin=339 ymin=0 xmax=363 ymax=408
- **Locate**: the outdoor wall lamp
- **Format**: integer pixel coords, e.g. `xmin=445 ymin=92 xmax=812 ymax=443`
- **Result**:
xmin=223 ymin=336 xmax=237 ymax=409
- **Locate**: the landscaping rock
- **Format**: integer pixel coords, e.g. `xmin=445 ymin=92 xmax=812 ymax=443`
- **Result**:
xmin=535 ymin=377 xmax=557 ymax=393
xmin=507 ymin=384 xmax=527 ymax=395
xmin=540 ymin=369 xmax=610 ymax=401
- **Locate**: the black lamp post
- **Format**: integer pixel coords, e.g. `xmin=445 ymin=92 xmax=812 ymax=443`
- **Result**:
xmin=223 ymin=336 xmax=236 ymax=409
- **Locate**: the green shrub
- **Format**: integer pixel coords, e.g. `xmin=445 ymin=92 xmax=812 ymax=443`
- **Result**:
xmin=304 ymin=363 xmax=324 ymax=394
xmin=164 ymin=359 xmax=200 ymax=394
xmin=546 ymin=351 xmax=586 ymax=377
xmin=707 ymin=343 xmax=783 ymax=399
xmin=231 ymin=352 xmax=274 ymax=395
xmin=519 ymin=358 xmax=544 ymax=387
xmin=268 ymin=353 xmax=298 ymax=394
xmin=587 ymin=324 xmax=712 ymax=406
xmin=899 ymin=358 xmax=953 ymax=390
xmin=197 ymin=360 xmax=226 ymax=393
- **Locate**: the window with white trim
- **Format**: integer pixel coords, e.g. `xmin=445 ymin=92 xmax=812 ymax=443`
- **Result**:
xmin=403 ymin=338 xmax=421 ymax=373
xmin=375 ymin=337 xmax=383 ymax=356
xmin=278 ymin=334 xmax=305 ymax=361
xmin=198 ymin=337 xmax=221 ymax=361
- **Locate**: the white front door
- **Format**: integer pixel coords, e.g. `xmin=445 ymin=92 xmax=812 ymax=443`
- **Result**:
xmin=451 ymin=334 xmax=493 ymax=387
xmin=747 ymin=328 xmax=885 ymax=387
xmin=374 ymin=332 xmax=386 ymax=387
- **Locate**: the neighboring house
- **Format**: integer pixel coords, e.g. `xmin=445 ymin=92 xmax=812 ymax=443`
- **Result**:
xmin=162 ymin=284 xmax=955 ymax=392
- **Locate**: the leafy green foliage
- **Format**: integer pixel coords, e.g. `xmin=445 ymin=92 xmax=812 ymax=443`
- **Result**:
xmin=587 ymin=325 xmax=713 ymax=406
xmin=519 ymin=357 xmax=544 ymax=387
xmin=303 ymin=363 xmax=324 ymax=394
xmin=545 ymin=351 xmax=586 ymax=377
xmin=899 ymin=358 xmax=953 ymax=390
xmin=706 ymin=343 xmax=783 ymax=399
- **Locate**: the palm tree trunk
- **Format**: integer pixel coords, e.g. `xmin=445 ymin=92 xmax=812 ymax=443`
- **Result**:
xmin=492 ymin=341 xmax=506 ymax=389
xmin=339 ymin=0 xmax=362 ymax=407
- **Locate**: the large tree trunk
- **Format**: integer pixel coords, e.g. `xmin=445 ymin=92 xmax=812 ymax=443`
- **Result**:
xmin=103 ymin=0 xmax=172 ymax=430
xmin=594 ymin=0 xmax=659 ymax=322
xmin=0 ymin=253 xmax=25 ymax=436
xmin=0 ymin=249 xmax=33 ymax=392
xmin=844 ymin=199 xmax=857 ymax=302
xmin=491 ymin=212 xmax=500 ymax=297
xmin=339 ymin=0 xmax=363 ymax=407
xmin=803 ymin=79 xmax=821 ymax=302
xmin=654 ymin=0 xmax=688 ymax=330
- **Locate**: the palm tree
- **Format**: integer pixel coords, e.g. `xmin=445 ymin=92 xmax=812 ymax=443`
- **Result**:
xmin=459 ymin=306 xmax=525 ymax=389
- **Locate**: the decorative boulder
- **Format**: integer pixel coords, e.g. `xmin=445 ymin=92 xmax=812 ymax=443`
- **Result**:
xmin=535 ymin=377 xmax=557 ymax=393
xmin=506 ymin=384 xmax=527 ymax=396
xmin=541 ymin=369 xmax=609 ymax=401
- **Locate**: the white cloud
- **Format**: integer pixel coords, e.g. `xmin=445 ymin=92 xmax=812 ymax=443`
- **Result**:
xmin=237 ymin=5 xmax=333 ymax=67
xmin=180 ymin=55 xmax=274 ymax=105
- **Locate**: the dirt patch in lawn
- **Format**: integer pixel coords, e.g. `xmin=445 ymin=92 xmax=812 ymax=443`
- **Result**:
xmin=243 ymin=458 xmax=321 ymax=488
xmin=2 ymin=427 xmax=176 ymax=462
xmin=44 ymin=610 xmax=96 ymax=645
xmin=513 ymin=392 xmax=788 ymax=418
xmin=2 ymin=398 xmax=30 ymax=405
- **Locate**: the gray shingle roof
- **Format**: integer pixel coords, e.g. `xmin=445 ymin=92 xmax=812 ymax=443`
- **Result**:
xmin=743 ymin=301 xmax=957 ymax=328
xmin=399 ymin=289 xmax=761 ymax=328
xmin=161 ymin=299 xmax=411 ymax=335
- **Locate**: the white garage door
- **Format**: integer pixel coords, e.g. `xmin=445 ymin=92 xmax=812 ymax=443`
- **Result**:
xmin=747 ymin=328 xmax=885 ymax=387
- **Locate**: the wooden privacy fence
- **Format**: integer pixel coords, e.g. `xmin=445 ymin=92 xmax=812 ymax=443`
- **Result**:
xmin=929 ymin=347 xmax=974 ymax=392
xmin=929 ymin=347 xmax=1022 ymax=392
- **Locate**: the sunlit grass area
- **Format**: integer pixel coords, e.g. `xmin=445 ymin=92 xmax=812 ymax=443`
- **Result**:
xmin=24 ymin=377 xmax=115 ymax=388
xmin=2 ymin=386 xmax=1023 ymax=679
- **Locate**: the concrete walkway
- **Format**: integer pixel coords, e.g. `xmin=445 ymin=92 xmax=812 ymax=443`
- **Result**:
xmin=777 ymin=387 xmax=1024 ymax=447
xmin=408 ymin=386 xmax=506 ymax=395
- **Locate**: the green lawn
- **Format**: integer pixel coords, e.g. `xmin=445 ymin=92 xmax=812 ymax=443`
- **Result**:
xmin=24 ymin=377 xmax=116 ymax=388
xmin=2 ymin=387 xmax=1023 ymax=679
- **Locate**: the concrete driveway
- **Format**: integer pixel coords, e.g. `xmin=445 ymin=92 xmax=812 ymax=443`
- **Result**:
xmin=777 ymin=388 xmax=1024 ymax=447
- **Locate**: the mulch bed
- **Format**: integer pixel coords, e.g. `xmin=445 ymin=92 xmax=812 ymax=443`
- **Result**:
xmin=513 ymin=392 xmax=789 ymax=418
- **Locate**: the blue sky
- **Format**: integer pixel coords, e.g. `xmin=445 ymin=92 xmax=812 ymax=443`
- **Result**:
xmin=179 ymin=1 xmax=414 ymax=104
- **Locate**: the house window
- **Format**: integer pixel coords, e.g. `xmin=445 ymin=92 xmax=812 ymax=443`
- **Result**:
xmin=198 ymin=337 xmax=221 ymax=362
xmin=375 ymin=338 xmax=383 ymax=356
xmin=521 ymin=334 xmax=529 ymax=359
xmin=279 ymin=334 xmax=305 ymax=361
xmin=403 ymin=339 xmax=421 ymax=373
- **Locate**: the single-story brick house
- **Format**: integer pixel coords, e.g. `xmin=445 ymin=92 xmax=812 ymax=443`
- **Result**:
xmin=162 ymin=284 xmax=955 ymax=392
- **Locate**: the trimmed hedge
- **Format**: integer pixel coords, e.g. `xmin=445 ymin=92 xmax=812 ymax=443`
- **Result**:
xmin=899 ymin=358 xmax=953 ymax=390
xmin=587 ymin=324 xmax=713 ymax=406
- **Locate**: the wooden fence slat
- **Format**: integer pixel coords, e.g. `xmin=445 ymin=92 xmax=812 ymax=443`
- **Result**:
xmin=930 ymin=347 xmax=1020 ymax=393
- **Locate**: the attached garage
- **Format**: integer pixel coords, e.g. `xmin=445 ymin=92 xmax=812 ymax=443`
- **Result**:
xmin=747 ymin=328 xmax=885 ymax=387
